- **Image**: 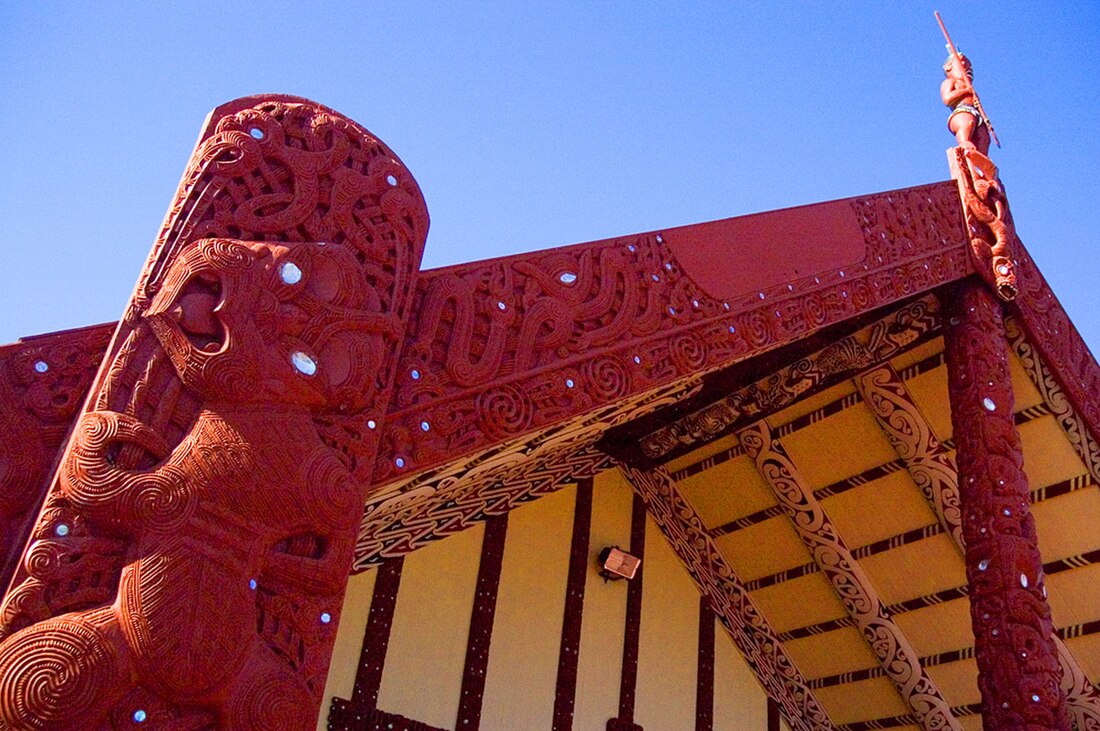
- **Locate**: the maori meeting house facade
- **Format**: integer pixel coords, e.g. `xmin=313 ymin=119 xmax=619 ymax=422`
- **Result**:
xmin=1 ymin=93 xmax=1099 ymax=731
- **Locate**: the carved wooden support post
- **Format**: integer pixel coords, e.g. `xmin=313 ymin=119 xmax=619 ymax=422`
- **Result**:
xmin=738 ymin=421 xmax=961 ymax=731
xmin=944 ymin=280 xmax=1070 ymax=730
xmin=0 ymin=96 xmax=429 ymax=730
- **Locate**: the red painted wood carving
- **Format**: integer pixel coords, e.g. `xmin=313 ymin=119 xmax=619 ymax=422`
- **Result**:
xmin=0 ymin=96 xmax=429 ymax=729
xmin=617 ymin=464 xmax=834 ymax=731
xmin=371 ymin=182 xmax=970 ymax=484
xmin=0 ymin=325 xmax=113 ymax=592
xmin=944 ymin=280 xmax=1069 ymax=730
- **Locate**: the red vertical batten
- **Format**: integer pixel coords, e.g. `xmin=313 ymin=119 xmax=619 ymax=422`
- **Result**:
xmin=768 ymin=699 xmax=781 ymax=731
xmin=553 ymin=479 xmax=595 ymax=731
xmin=944 ymin=280 xmax=1069 ymax=730
xmin=328 ymin=557 xmax=405 ymax=728
xmin=607 ymin=494 xmax=647 ymax=731
xmin=695 ymin=597 xmax=715 ymax=731
xmin=456 ymin=514 xmax=509 ymax=730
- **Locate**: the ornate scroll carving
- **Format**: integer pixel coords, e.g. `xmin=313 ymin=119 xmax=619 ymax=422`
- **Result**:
xmin=373 ymin=182 xmax=969 ymax=482
xmin=1006 ymin=316 xmax=1100 ymax=484
xmin=944 ymin=281 xmax=1069 ymax=729
xmin=949 ymin=147 xmax=1019 ymax=300
xmin=0 ymin=325 xmax=113 ymax=590
xmin=617 ymin=463 xmax=834 ymax=731
xmin=0 ymin=96 xmax=429 ymax=729
xmin=738 ymin=421 xmax=961 ymax=731
xmin=640 ymin=294 xmax=941 ymax=459
xmin=856 ymin=362 xmax=1100 ymax=726
xmin=854 ymin=364 xmax=964 ymax=547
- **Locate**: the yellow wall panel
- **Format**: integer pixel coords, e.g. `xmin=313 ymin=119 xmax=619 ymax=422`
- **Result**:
xmin=679 ymin=455 xmax=777 ymax=529
xmin=713 ymin=618 xmax=769 ymax=730
xmin=859 ymin=534 xmax=966 ymax=606
xmin=716 ymin=516 xmax=813 ymax=582
xmin=480 ymin=484 xmax=575 ymax=730
xmin=822 ymin=470 xmax=936 ymax=549
xmin=575 ymin=471 xmax=634 ymax=730
xmin=780 ymin=403 xmax=899 ymax=490
xmin=1032 ymin=487 xmax=1100 ymax=563
xmin=751 ymin=572 xmax=848 ymax=634
xmin=783 ymin=626 xmax=879 ymax=681
xmin=316 ymin=567 xmax=378 ymax=731
xmin=636 ymin=514 xmax=700 ymax=731
xmin=814 ymin=676 xmax=909 ymax=725
xmin=924 ymin=658 xmax=980 ymax=707
xmin=1019 ymin=416 xmax=1090 ymax=489
xmin=377 ymin=521 xmax=483 ymax=729
xmin=892 ymin=597 xmax=973 ymax=658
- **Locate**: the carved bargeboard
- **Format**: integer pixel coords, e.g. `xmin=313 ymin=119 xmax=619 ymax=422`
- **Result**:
xmin=0 ymin=96 xmax=429 ymax=729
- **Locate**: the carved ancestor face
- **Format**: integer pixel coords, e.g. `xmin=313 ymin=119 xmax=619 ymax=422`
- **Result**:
xmin=145 ymin=238 xmax=390 ymax=412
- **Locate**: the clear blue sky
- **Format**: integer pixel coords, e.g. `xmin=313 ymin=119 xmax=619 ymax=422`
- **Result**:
xmin=2 ymin=3 xmax=1097 ymax=352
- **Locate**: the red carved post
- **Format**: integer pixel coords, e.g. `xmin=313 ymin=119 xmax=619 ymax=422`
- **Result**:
xmin=0 ymin=96 xmax=429 ymax=729
xmin=943 ymin=280 xmax=1069 ymax=729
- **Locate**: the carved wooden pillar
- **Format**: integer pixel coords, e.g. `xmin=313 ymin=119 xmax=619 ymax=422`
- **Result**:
xmin=0 ymin=96 xmax=429 ymax=730
xmin=943 ymin=280 xmax=1069 ymax=730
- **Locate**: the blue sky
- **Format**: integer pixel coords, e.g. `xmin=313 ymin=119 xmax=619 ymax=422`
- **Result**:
xmin=1 ymin=3 xmax=1097 ymax=352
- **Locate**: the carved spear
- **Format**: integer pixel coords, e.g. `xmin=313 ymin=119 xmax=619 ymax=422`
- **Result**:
xmin=935 ymin=10 xmax=1002 ymax=148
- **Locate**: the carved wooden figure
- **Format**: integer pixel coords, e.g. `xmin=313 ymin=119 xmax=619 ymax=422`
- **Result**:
xmin=0 ymin=96 xmax=429 ymax=729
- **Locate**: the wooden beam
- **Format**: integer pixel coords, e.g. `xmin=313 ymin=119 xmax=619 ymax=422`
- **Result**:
xmin=738 ymin=421 xmax=960 ymax=731
xmin=616 ymin=463 xmax=835 ymax=731
xmin=859 ymin=362 xmax=1100 ymax=727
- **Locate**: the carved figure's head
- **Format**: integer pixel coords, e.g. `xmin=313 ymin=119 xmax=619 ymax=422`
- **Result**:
xmin=943 ymin=53 xmax=973 ymax=79
xmin=146 ymin=238 xmax=391 ymax=412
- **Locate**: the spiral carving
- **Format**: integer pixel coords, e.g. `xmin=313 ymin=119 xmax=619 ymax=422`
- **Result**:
xmin=476 ymin=385 xmax=534 ymax=440
xmin=0 ymin=616 xmax=120 ymax=729
xmin=582 ymin=355 xmax=631 ymax=402
xmin=0 ymin=96 xmax=431 ymax=728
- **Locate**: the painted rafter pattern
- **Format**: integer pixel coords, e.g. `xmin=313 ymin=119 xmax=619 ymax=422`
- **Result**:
xmin=738 ymin=421 xmax=961 ymax=731
xmin=857 ymin=362 xmax=1100 ymax=727
xmin=639 ymin=295 xmax=943 ymax=460
xmin=854 ymin=364 xmax=964 ymax=547
xmin=1006 ymin=316 xmax=1100 ymax=487
xmin=617 ymin=463 xmax=834 ymax=731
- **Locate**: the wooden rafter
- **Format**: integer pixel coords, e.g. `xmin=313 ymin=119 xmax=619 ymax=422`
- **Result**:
xmin=857 ymin=361 xmax=1100 ymax=728
xmin=616 ymin=463 xmax=835 ymax=731
xmin=738 ymin=420 xmax=961 ymax=731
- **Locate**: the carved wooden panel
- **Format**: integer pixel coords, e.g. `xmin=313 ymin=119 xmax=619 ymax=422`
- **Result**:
xmin=738 ymin=422 xmax=960 ymax=731
xmin=0 ymin=324 xmax=113 ymax=590
xmin=0 ymin=95 xmax=429 ymax=730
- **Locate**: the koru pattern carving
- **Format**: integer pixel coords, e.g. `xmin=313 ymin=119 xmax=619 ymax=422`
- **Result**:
xmin=0 ymin=325 xmax=113 ymax=592
xmin=738 ymin=422 xmax=961 ymax=731
xmin=854 ymin=363 xmax=965 ymax=548
xmin=617 ymin=463 xmax=834 ymax=731
xmin=855 ymin=361 xmax=1100 ymax=726
xmin=640 ymin=294 xmax=942 ymax=459
xmin=0 ymin=96 xmax=429 ymax=730
xmin=371 ymin=182 xmax=970 ymax=484
xmin=944 ymin=281 xmax=1069 ymax=730
xmin=1005 ymin=315 xmax=1100 ymax=489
